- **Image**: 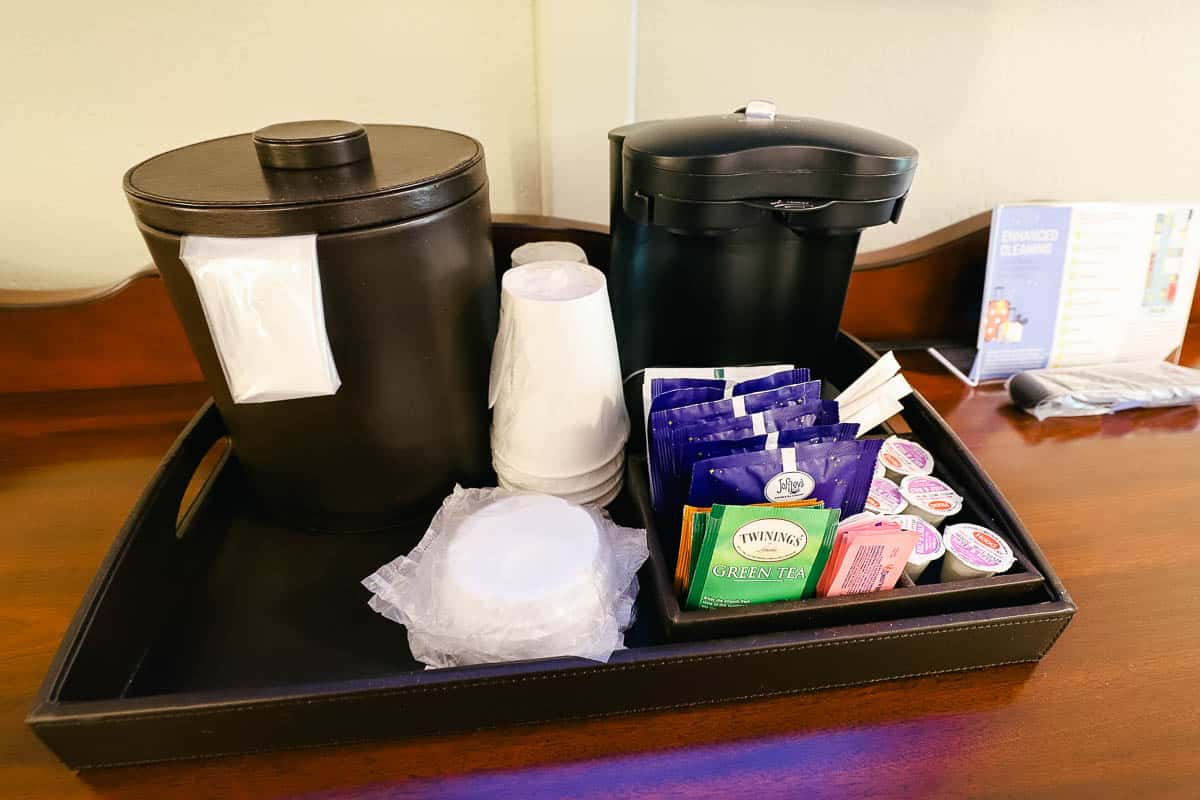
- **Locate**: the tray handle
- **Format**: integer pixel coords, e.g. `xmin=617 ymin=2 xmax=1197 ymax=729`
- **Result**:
xmin=37 ymin=400 xmax=231 ymax=703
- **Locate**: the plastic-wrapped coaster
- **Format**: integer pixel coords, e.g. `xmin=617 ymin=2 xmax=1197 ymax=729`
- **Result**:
xmin=898 ymin=475 xmax=963 ymax=525
xmin=878 ymin=436 xmax=934 ymax=481
xmin=940 ymin=524 xmax=1015 ymax=581
xmin=362 ymin=487 xmax=648 ymax=667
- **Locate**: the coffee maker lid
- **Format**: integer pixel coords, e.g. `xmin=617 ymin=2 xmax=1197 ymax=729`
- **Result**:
xmin=125 ymin=121 xmax=487 ymax=236
xmin=612 ymin=102 xmax=917 ymax=205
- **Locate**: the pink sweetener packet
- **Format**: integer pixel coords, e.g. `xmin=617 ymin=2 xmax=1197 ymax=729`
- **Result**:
xmin=816 ymin=522 xmax=918 ymax=597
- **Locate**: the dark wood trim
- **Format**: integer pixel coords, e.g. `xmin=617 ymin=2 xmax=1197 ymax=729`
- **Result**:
xmin=853 ymin=210 xmax=991 ymax=270
xmin=0 ymin=267 xmax=158 ymax=310
xmin=2 ymin=213 xmax=1193 ymax=393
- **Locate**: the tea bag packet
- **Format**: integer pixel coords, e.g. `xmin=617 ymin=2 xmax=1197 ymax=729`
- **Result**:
xmin=815 ymin=516 xmax=919 ymax=597
xmin=649 ymin=368 xmax=810 ymax=404
xmin=179 ymin=234 xmax=341 ymax=403
xmin=687 ymin=438 xmax=882 ymax=518
xmin=677 ymin=423 xmax=860 ymax=479
xmin=641 ymin=364 xmax=794 ymax=433
xmin=685 ymin=505 xmax=839 ymax=609
xmin=675 ymin=498 xmax=824 ymax=597
xmin=665 ymin=423 xmax=859 ymax=518
xmin=648 ymin=387 xmax=730 ymax=416
xmin=669 ymin=400 xmax=840 ymax=450
xmin=648 ymin=381 xmax=822 ymax=510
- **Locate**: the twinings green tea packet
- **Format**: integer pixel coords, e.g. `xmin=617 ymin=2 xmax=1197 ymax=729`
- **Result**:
xmin=685 ymin=504 xmax=839 ymax=609
xmin=675 ymin=498 xmax=825 ymax=599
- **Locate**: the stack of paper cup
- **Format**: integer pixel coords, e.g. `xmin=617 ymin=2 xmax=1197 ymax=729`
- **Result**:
xmin=511 ymin=241 xmax=588 ymax=268
xmin=488 ymin=261 xmax=629 ymax=505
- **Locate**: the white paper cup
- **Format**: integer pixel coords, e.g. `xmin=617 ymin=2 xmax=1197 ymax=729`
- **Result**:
xmin=510 ymin=241 xmax=588 ymax=267
xmin=940 ymin=524 xmax=1015 ymax=582
xmin=495 ymin=449 xmax=624 ymax=495
xmin=583 ymin=479 xmax=623 ymax=508
xmin=898 ymin=475 xmax=963 ymax=526
xmin=488 ymin=262 xmax=629 ymax=477
xmin=498 ymin=456 xmax=624 ymax=502
xmin=878 ymin=436 xmax=935 ymax=482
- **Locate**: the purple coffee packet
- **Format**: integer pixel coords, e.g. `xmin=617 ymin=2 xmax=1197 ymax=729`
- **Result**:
xmin=649 ymin=368 xmax=810 ymax=403
xmin=659 ymin=423 xmax=860 ymax=515
xmin=648 ymin=380 xmax=821 ymax=511
xmin=687 ymin=438 xmax=883 ymax=517
xmin=648 ymin=387 xmax=728 ymax=415
xmin=653 ymin=398 xmax=839 ymax=512
xmin=670 ymin=399 xmax=840 ymax=450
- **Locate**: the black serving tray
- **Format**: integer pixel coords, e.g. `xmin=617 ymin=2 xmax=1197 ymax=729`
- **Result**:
xmin=27 ymin=333 xmax=1075 ymax=770
xmin=638 ymin=333 xmax=1053 ymax=641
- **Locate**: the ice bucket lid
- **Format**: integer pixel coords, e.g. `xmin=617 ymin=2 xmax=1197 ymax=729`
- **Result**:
xmin=124 ymin=120 xmax=487 ymax=236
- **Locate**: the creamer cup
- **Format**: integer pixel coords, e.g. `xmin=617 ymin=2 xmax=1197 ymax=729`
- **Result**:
xmin=890 ymin=514 xmax=944 ymax=581
xmin=838 ymin=511 xmax=879 ymax=529
xmin=940 ymin=523 xmax=1015 ymax=581
xmin=873 ymin=460 xmax=886 ymax=479
xmin=898 ymin=475 xmax=962 ymax=525
xmin=863 ymin=476 xmax=907 ymax=515
xmin=878 ymin=436 xmax=934 ymax=481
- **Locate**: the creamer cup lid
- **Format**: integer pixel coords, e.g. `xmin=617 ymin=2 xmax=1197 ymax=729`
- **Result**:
xmin=889 ymin=514 xmax=944 ymax=564
xmin=899 ymin=475 xmax=963 ymax=517
xmin=838 ymin=511 xmax=879 ymax=529
xmin=879 ymin=436 xmax=934 ymax=477
xmin=864 ymin=477 xmax=906 ymax=515
xmin=943 ymin=524 xmax=1014 ymax=572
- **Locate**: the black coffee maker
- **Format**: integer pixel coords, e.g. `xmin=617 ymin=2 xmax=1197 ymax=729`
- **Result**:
xmin=608 ymin=101 xmax=917 ymax=380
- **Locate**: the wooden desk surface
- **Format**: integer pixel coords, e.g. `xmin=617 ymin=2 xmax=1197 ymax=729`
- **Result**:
xmin=4 ymin=331 xmax=1199 ymax=799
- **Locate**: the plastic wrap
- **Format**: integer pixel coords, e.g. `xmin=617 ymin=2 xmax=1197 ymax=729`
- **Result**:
xmin=178 ymin=234 xmax=340 ymax=404
xmin=362 ymin=487 xmax=648 ymax=668
xmin=1007 ymin=361 xmax=1200 ymax=420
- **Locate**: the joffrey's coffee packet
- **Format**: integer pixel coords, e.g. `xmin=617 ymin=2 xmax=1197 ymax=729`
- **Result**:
xmin=661 ymin=423 xmax=859 ymax=519
xmin=677 ymin=422 xmax=860 ymax=473
xmin=686 ymin=438 xmax=882 ymax=518
xmin=648 ymin=380 xmax=821 ymax=510
xmin=649 ymin=368 xmax=810 ymax=405
xmin=685 ymin=504 xmax=839 ymax=609
xmin=669 ymin=399 xmax=840 ymax=449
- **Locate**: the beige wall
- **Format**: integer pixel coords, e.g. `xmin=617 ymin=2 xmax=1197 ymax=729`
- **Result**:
xmin=0 ymin=0 xmax=542 ymax=291
xmin=617 ymin=0 xmax=1200 ymax=251
xmin=7 ymin=1 xmax=1200 ymax=290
